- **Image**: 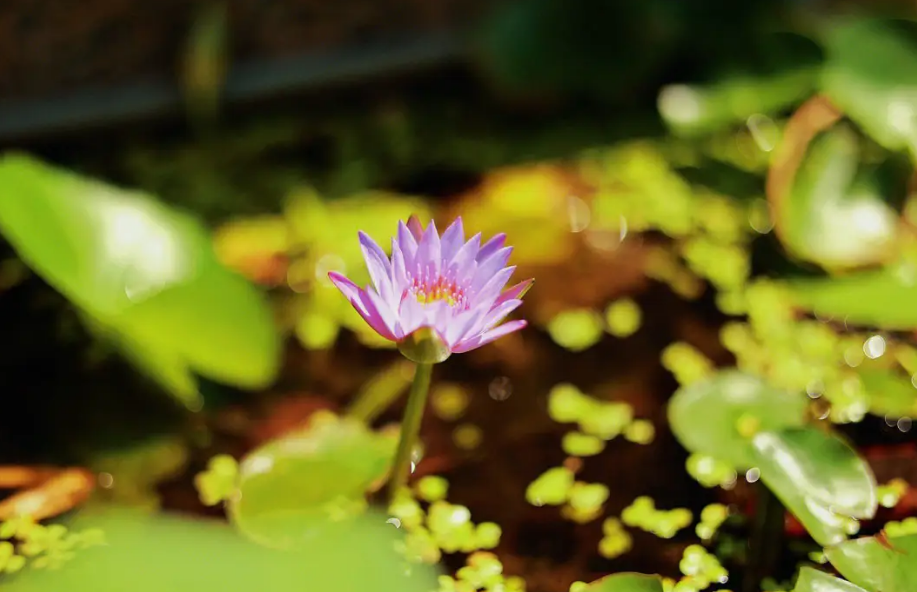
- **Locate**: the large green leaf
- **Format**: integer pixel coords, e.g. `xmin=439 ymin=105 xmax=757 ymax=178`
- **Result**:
xmin=822 ymin=18 xmax=917 ymax=159
xmin=587 ymin=573 xmax=664 ymax=592
xmin=228 ymin=415 xmax=397 ymax=549
xmin=777 ymin=125 xmax=898 ymax=269
xmin=3 ymin=506 xmax=438 ymax=592
xmin=751 ymin=428 xmax=877 ymax=547
xmin=0 ymin=153 xmax=281 ymax=399
xmin=787 ymin=264 xmax=917 ymax=330
xmin=668 ymin=370 xmax=809 ymax=469
xmin=792 ymin=567 xmax=868 ymax=592
xmin=825 ymin=533 xmax=917 ymax=592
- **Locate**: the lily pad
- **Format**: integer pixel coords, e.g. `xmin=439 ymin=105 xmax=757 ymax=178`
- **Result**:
xmin=228 ymin=414 xmax=397 ymax=549
xmin=3 ymin=506 xmax=438 ymax=592
xmin=0 ymin=153 xmax=281 ymax=399
xmin=792 ymin=566 xmax=868 ymax=592
xmin=776 ymin=125 xmax=898 ymax=269
xmin=822 ymin=18 xmax=917 ymax=159
xmin=787 ymin=264 xmax=917 ymax=330
xmin=825 ymin=533 xmax=917 ymax=592
xmin=751 ymin=428 xmax=877 ymax=546
xmin=587 ymin=572 xmax=664 ymax=592
xmin=668 ymin=370 xmax=808 ymax=469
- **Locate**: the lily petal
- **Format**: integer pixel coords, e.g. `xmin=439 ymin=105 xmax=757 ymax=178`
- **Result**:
xmin=453 ymin=320 xmax=527 ymax=353
xmin=358 ymin=231 xmax=394 ymax=302
xmin=495 ymin=279 xmax=534 ymax=307
xmin=477 ymin=233 xmax=506 ymax=262
xmin=440 ymin=217 xmax=465 ymax=262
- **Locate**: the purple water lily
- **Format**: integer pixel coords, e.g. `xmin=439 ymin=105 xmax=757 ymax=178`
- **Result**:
xmin=329 ymin=216 xmax=531 ymax=358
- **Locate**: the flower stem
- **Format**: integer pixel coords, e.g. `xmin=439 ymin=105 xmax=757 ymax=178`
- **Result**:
xmin=387 ymin=362 xmax=433 ymax=502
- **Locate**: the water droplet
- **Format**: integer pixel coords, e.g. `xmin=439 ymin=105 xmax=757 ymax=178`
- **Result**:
xmin=386 ymin=517 xmax=402 ymax=528
xmin=746 ymin=114 xmax=779 ymax=152
xmin=98 ymin=472 xmax=114 ymax=489
xmin=898 ymin=417 xmax=912 ymax=432
xmin=844 ymin=345 xmax=864 ymax=367
xmin=314 ymin=254 xmax=346 ymax=285
xmin=566 ymin=196 xmax=591 ymax=233
xmin=886 ymin=414 xmax=898 ymax=427
xmin=748 ymin=198 xmax=774 ymax=234
xmin=863 ymin=335 xmax=886 ymax=359
xmin=488 ymin=376 xmax=512 ymax=401
xmin=410 ymin=461 xmax=416 ymax=474
xmin=745 ymin=468 xmax=760 ymax=483
xmin=806 ymin=380 xmax=823 ymax=399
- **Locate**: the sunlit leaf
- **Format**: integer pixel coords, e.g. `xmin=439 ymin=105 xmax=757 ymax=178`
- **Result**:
xmin=0 ymin=153 xmax=281 ymax=397
xmin=3 ymin=506 xmax=438 ymax=592
xmin=787 ymin=264 xmax=917 ymax=329
xmin=659 ymin=32 xmax=821 ymax=136
xmin=751 ymin=428 xmax=877 ymax=547
xmin=825 ymin=533 xmax=917 ymax=592
xmin=775 ymin=125 xmax=898 ymax=269
xmin=586 ymin=572 xmax=664 ymax=592
xmin=792 ymin=566 xmax=868 ymax=592
xmin=822 ymin=18 xmax=917 ymax=159
xmin=667 ymin=370 xmax=808 ymax=469
xmin=228 ymin=414 xmax=397 ymax=549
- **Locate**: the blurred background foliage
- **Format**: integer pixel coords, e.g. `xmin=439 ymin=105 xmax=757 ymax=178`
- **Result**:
xmin=3 ymin=0 xmax=917 ymax=591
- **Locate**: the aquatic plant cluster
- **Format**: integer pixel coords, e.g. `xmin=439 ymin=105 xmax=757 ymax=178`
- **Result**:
xmin=2 ymin=9 xmax=917 ymax=592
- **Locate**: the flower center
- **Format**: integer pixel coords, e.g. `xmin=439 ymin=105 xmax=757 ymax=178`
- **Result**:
xmin=411 ymin=276 xmax=466 ymax=308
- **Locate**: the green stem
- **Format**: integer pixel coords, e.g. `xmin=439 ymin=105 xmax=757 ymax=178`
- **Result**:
xmin=387 ymin=362 xmax=434 ymax=502
xmin=742 ymin=481 xmax=784 ymax=592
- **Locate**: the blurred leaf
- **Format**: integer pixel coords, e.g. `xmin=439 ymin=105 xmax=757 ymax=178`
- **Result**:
xmin=88 ymin=436 xmax=189 ymax=509
xmin=858 ymin=368 xmax=917 ymax=418
xmin=822 ymin=18 xmax=917 ymax=159
xmin=792 ymin=566 xmax=867 ymax=592
xmin=751 ymin=428 xmax=877 ymax=546
xmin=775 ymin=125 xmax=899 ymax=269
xmin=659 ymin=32 xmax=820 ymax=136
xmin=586 ymin=572 xmax=664 ymax=592
xmin=667 ymin=370 xmax=808 ymax=469
xmin=0 ymin=153 xmax=281 ymax=400
xmin=825 ymin=533 xmax=917 ymax=592
xmin=228 ymin=415 xmax=396 ymax=549
xmin=787 ymin=264 xmax=917 ymax=329
xmin=4 ymin=506 xmax=438 ymax=592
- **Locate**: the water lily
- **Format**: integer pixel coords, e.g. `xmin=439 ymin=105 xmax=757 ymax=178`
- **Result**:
xmin=329 ymin=216 xmax=531 ymax=499
xmin=328 ymin=216 xmax=532 ymax=364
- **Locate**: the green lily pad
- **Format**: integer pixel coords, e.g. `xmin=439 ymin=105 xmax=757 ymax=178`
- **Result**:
xmin=751 ymin=428 xmax=877 ymax=546
xmin=787 ymin=264 xmax=917 ymax=330
xmin=587 ymin=573 xmax=664 ymax=592
xmin=825 ymin=533 xmax=917 ymax=592
xmin=822 ymin=18 xmax=917 ymax=159
xmin=3 ymin=506 xmax=438 ymax=592
xmin=792 ymin=566 xmax=868 ymax=592
xmin=0 ymin=153 xmax=281 ymax=400
xmin=668 ymin=370 xmax=809 ymax=469
xmin=228 ymin=415 xmax=397 ymax=549
xmin=858 ymin=368 xmax=917 ymax=418
xmin=777 ymin=124 xmax=898 ymax=269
